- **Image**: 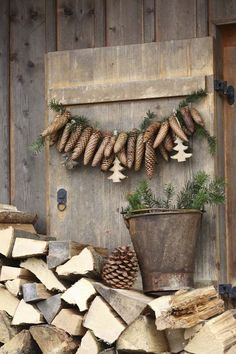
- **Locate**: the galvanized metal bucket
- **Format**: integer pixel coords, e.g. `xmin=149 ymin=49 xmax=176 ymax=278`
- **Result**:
xmin=124 ymin=209 xmax=202 ymax=294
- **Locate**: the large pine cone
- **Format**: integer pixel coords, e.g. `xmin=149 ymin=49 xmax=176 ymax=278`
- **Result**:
xmin=41 ymin=111 xmax=71 ymax=137
xmin=102 ymin=246 xmax=138 ymax=289
xmin=134 ymin=132 xmax=145 ymax=171
xmin=145 ymin=136 xmax=156 ymax=179
xmin=71 ymin=127 xmax=93 ymax=160
xmin=84 ymin=130 xmax=102 ymax=165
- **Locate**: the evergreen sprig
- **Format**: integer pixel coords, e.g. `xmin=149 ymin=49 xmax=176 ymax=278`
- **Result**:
xmin=178 ymin=89 xmax=207 ymax=108
xmin=69 ymin=115 xmax=89 ymax=132
xmin=194 ymin=125 xmax=217 ymax=156
xmin=29 ymin=136 xmax=45 ymax=155
xmin=125 ymin=172 xmax=225 ymax=214
xmin=140 ymin=110 xmax=156 ymax=131
xmin=49 ymin=99 xmax=65 ymax=114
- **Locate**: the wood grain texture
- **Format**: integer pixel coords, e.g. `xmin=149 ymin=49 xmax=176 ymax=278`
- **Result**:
xmin=143 ymin=0 xmax=156 ymax=43
xmin=9 ymin=0 xmax=56 ymax=233
xmin=106 ymin=0 xmax=143 ymax=46
xmin=209 ymin=0 xmax=236 ymax=24
xmin=0 ymin=0 xmax=10 ymax=204
xmin=57 ymin=0 xmax=105 ymax=50
xmin=46 ymin=38 xmax=218 ymax=284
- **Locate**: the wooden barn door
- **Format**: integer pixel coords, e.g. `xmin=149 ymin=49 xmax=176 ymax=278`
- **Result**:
xmin=46 ymin=37 xmax=220 ymax=285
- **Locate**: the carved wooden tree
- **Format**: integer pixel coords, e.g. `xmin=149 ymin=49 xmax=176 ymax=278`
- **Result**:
xmin=108 ymin=157 xmax=127 ymax=183
xmin=171 ymin=137 xmax=192 ymax=162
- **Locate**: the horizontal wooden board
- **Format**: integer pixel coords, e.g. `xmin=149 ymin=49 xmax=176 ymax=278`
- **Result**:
xmin=49 ymin=76 xmax=206 ymax=105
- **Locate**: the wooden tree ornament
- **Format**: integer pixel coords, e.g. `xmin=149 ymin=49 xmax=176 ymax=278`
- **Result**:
xmin=108 ymin=157 xmax=127 ymax=183
xmin=171 ymin=137 xmax=192 ymax=162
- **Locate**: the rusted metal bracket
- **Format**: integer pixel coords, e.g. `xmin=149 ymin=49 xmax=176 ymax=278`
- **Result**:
xmin=214 ymin=80 xmax=235 ymax=105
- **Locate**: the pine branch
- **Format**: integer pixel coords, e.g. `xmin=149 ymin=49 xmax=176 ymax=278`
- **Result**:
xmin=49 ymin=99 xmax=65 ymax=113
xmin=178 ymin=89 xmax=207 ymax=108
xmin=69 ymin=115 xmax=89 ymax=132
xmin=140 ymin=110 xmax=156 ymax=131
xmin=29 ymin=136 xmax=45 ymax=155
xmin=195 ymin=125 xmax=217 ymax=155
xmin=159 ymin=184 xmax=175 ymax=209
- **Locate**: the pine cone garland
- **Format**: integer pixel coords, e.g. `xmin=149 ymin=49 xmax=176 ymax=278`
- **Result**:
xmin=102 ymin=246 xmax=138 ymax=289
xmin=159 ymin=144 xmax=169 ymax=161
xmin=169 ymin=115 xmax=188 ymax=142
xmin=84 ymin=130 xmax=102 ymax=165
xmin=71 ymin=127 xmax=93 ymax=160
xmin=190 ymin=107 xmax=205 ymax=127
xmin=127 ymin=130 xmax=137 ymax=169
xmin=153 ymin=121 xmax=169 ymax=148
xmin=117 ymin=147 xmax=127 ymax=166
xmin=100 ymin=155 xmax=115 ymax=172
xmin=104 ymin=136 xmax=116 ymax=158
xmin=57 ymin=123 xmax=71 ymax=152
xmin=92 ymin=135 xmax=110 ymax=167
xmin=180 ymin=106 xmax=195 ymax=134
xmin=143 ymin=122 xmax=161 ymax=143
xmin=145 ymin=136 xmax=156 ymax=179
xmin=134 ymin=132 xmax=145 ymax=171
xmin=114 ymin=132 xmax=128 ymax=154
xmin=64 ymin=125 xmax=83 ymax=152
xmin=42 ymin=111 xmax=71 ymax=137
xmin=49 ymin=131 xmax=61 ymax=147
xmin=163 ymin=133 xmax=174 ymax=152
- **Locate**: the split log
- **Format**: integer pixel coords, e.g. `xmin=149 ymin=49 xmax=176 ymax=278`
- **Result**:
xmin=185 ymin=311 xmax=236 ymax=354
xmin=56 ymin=247 xmax=105 ymax=278
xmin=0 ymin=224 xmax=36 ymax=234
xmin=12 ymin=238 xmax=48 ymax=258
xmin=0 ymin=227 xmax=37 ymax=257
xmin=184 ymin=323 xmax=203 ymax=341
xmin=0 ymin=211 xmax=37 ymax=224
xmin=116 ymin=315 xmax=168 ymax=353
xmin=95 ymin=282 xmax=152 ymax=325
xmin=227 ymin=345 xmax=236 ymax=354
xmin=166 ymin=329 xmax=187 ymax=353
xmin=0 ymin=266 xmax=34 ymax=282
xmin=12 ymin=299 xmax=44 ymax=325
xmin=20 ymin=258 xmax=66 ymax=292
xmin=36 ymin=294 xmax=62 ymax=324
xmin=0 ymin=311 xmax=21 ymax=344
xmin=30 ymin=325 xmax=80 ymax=354
xmin=100 ymin=349 xmax=116 ymax=354
xmin=149 ymin=286 xmax=224 ymax=330
xmin=22 ymin=283 xmax=51 ymax=303
xmin=52 ymin=308 xmax=85 ymax=336
xmin=61 ymin=278 xmax=96 ymax=312
xmin=5 ymin=279 xmax=28 ymax=297
xmin=83 ymin=296 xmax=126 ymax=344
xmin=0 ymin=287 xmax=20 ymax=317
xmin=76 ymin=330 xmax=102 ymax=354
xmin=0 ymin=330 xmax=39 ymax=354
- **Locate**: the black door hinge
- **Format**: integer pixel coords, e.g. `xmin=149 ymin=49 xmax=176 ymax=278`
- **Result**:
xmin=214 ymin=80 xmax=235 ymax=105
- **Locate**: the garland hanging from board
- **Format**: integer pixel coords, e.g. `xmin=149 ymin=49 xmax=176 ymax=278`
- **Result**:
xmin=30 ymin=89 xmax=216 ymax=183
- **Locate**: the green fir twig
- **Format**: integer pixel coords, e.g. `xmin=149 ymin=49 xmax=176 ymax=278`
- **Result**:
xmin=49 ymin=99 xmax=65 ymax=114
xmin=178 ymin=89 xmax=207 ymax=108
xmin=140 ymin=110 xmax=156 ymax=131
xmin=195 ymin=125 xmax=217 ymax=156
xmin=69 ymin=115 xmax=89 ymax=132
xmin=29 ymin=136 xmax=45 ymax=155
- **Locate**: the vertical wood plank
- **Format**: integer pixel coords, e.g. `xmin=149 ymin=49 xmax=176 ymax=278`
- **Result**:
xmin=155 ymin=0 xmax=197 ymax=41
xmin=10 ymin=0 xmax=56 ymax=233
xmin=196 ymin=0 xmax=208 ymax=37
xmin=57 ymin=0 xmax=106 ymax=51
xmin=106 ymin=0 xmax=143 ymax=46
xmin=0 ymin=0 xmax=10 ymax=203
xmin=143 ymin=0 xmax=155 ymax=43
xmin=209 ymin=0 xmax=236 ymax=23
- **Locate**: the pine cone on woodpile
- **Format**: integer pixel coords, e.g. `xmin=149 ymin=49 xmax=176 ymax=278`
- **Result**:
xmin=102 ymin=246 xmax=138 ymax=289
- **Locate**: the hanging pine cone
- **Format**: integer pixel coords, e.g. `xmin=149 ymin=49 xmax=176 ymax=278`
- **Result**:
xmin=71 ymin=127 xmax=93 ymax=160
xmin=104 ymin=136 xmax=116 ymax=158
xmin=49 ymin=131 xmax=61 ymax=147
xmin=92 ymin=134 xmax=111 ymax=167
xmin=127 ymin=130 xmax=137 ymax=169
xmin=117 ymin=146 xmax=127 ymax=166
xmin=189 ymin=107 xmax=205 ymax=127
xmin=159 ymin=144 xmax=169 ymax=161
xmin=114 ymin=132 xmax=128 ymax=154
xmin=145 ymin=136 xmax=156 ymax=179
xmin=102 ymin=246 xmax=138 ymax=289
xmin=84 ymin=130 xmax=102 ymax=165
xmin=169 ymin=115 xmax=188 ymax=142
xmin=143 ymin=122 xmax=161 ymax=143
xmin=153 ymin=120 xmax=169 ymax=148
xmin=100 ymin=155 xmax=115 ymax=172
xmin=134 ymin=132 xmax=145 ymax=171
xmin=42 ymin=111 xmax=71 ymax=137
xmin=57 ymin=123 xmax=71 ymax=152
xmin=163 ymin=133 xmax=174 ymax=152
xmin=64 ymin=125 xmax=83 ymax=153
xmin=180 ymin=106 xmax=195 ymax=134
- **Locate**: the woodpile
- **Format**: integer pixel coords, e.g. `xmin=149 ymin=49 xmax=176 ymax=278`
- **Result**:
xmin=0 ymin=224 xmax=235 ymax=353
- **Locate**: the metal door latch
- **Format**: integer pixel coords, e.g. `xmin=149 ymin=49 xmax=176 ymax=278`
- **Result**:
xmin=57 ymin=188 xmax=67 ymax=211
xmin=214 ymin=80 xmax=235 ymax=105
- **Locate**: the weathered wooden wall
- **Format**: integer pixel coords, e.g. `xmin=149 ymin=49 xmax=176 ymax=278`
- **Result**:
xmin=0 ymin=0 xmax=235 ymax=241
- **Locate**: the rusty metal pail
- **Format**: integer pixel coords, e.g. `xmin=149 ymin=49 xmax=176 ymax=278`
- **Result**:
xmin=124 ymin=209 xmax=202 ymax=294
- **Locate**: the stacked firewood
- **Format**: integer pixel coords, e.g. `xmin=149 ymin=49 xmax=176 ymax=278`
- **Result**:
xmin=0 ymin=226 xmax=236 ymax=353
